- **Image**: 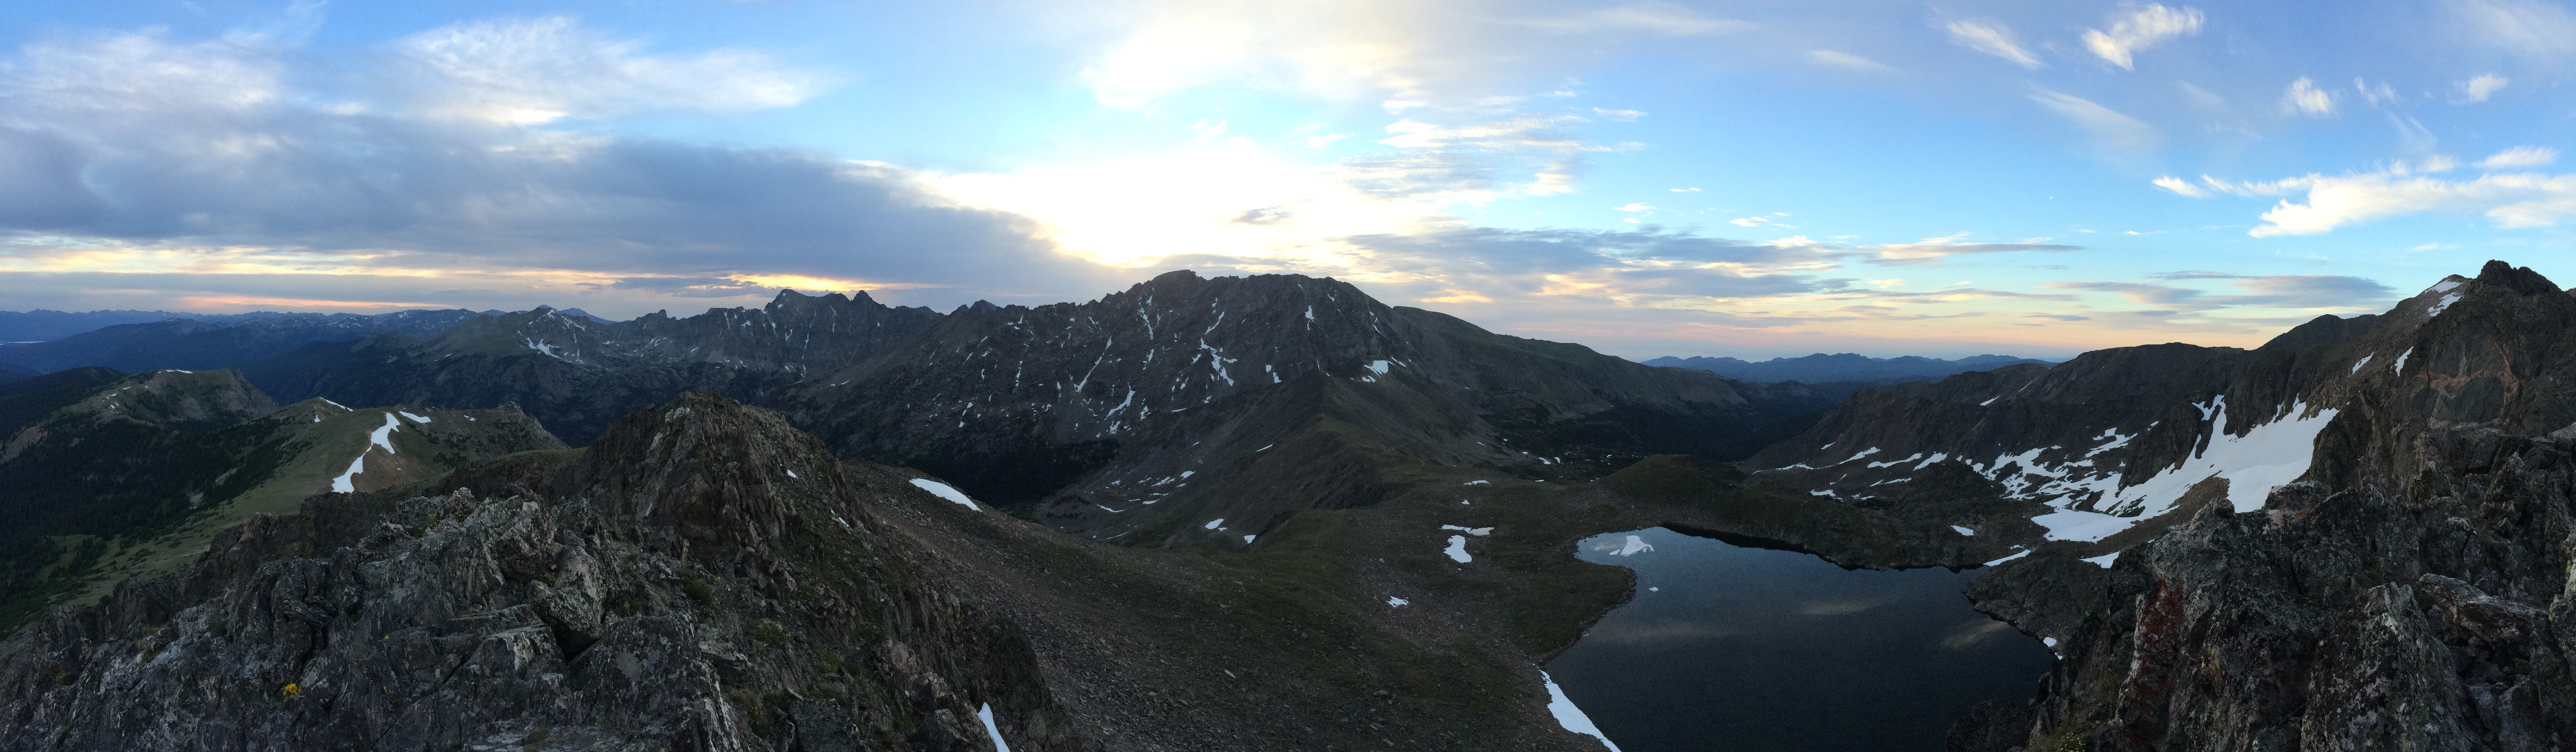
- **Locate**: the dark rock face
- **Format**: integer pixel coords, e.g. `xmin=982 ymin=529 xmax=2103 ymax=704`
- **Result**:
xmin=0 ymin=393 xmax=1084 ymax=751
xmin=1947 ymin=261 xmax=2576 ymax=750
xmin=0 ymin=310 xmax=486 ymax=374
xmin=1644 ymin=352 xmax=2052 ymax=385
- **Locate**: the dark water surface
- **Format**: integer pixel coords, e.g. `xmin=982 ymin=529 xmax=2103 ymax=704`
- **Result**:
xmin=1545 ymin=527 xmax=2054 ymax=752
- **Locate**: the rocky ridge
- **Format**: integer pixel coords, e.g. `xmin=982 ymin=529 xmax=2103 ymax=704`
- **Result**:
xmin=1937 ymin=261 xmax=2576 ymax=750
xmin=0 ymin=391 xmax=1655 ymax=751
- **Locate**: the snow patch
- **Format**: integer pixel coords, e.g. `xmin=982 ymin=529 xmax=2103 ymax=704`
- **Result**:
xmin=1612 ymin=535 xmax=1654 ymax=556
xmin=2429 ymin=291 xmax=2464 ymax=316
xmin=368 ymin=412 xmax=401 ymax=454
xmin=977 ymin=704 xmax=1012 ymax=752
xmin=1951 ymin=525 xmax=1975 ymax=536
xmin=1983 ymin=549 xmax=2030 ymax=566
xmin=1979 ymin=396 xmax=1998 ymax=406
xmin=2105 ymin=397 xmax=2339 ymax=517
xmin=2393 ymin=347 xmax=2413 ymax=374
xmin=1464 ymin=480 xmax=1489 ymax=485
xmin=1242 ymin=534 xmax=1256 ymax=543
xmin=2349 ymin=355 xmax=2372 ymax=374
xmin=1444 ymin=535 xmax=1472 ymax=563
xmin=1540 ymin=670 xmax=1624 ymax=752
xmin=785 ymin=469 xmax=798 ymax=478
xmin=1203 ymin=518 xmax=1225 ymax=529
xmin=2083 ymin=551 xmax=2121 ymax=568
xmin=319 ymin=399 xmax=349 ymax=411
xmin=909 ymin=478 xmax=981 ymax=511
xmin=2427 ymin=278 xmax=2463 ymax=295
xmin=398 ymin=411 xmax=432 ymax=424
xmin=1386 ymin=596 xmax=1408 ymax=607
xmin=1441 ymin=525 xmax=1493 ymax=536
xmin=1367 ymin=359 xmax=1391 ymax=375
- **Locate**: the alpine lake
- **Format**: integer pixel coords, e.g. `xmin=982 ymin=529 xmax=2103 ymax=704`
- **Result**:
xmin=1547 ymin=526 xmax=2055 ymax=751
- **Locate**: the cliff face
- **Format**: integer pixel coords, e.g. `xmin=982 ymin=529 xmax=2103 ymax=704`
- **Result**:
xmin=1948 ymin=261 xmax=2576 ymax=750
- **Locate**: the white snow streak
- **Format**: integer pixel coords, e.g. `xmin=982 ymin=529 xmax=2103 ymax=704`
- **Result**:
xmin=2429 ymin=291 xmax=2464 ymax=316
xmin=1951 ymin=525 xmax=1976 ymax=536
xmin=977 ymin=704 xmax=1012 ymax=752
xmin=1540 ymin=670 xmax=1624 ymax=752
xmin=1203 ymin=518 xmax=1225 ymax=529
xmin=1444 ymin=535 xmax=1472 ymax=563
xmin=397 ymin=411 xmax=432 ymax=424
xmin=909 ymin=478 xmax=981 ymax=511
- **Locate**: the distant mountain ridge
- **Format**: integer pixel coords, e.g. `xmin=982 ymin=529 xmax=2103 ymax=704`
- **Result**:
xmin=0 ymin=309 xmax=314 ymax=342
xmin=1643 ymin=352 xmax=2053 ymax=384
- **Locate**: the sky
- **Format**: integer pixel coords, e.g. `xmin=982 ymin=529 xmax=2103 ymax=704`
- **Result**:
xmin=0 ymin=0 xmax=2570 ymax=359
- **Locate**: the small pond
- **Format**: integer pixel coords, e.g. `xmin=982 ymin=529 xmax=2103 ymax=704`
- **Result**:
xmin=1544 ymin=527 xmax=2053 ymax=751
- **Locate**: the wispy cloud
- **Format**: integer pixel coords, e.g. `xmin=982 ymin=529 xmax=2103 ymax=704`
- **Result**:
xmin=2081 ymin=4 xmax=2204 ymax=70
xmin=2030 ymin=89 xmax=2161 ymax=151
xmin=1806 ymin=50 xmax=1892 ymax=72
xmin=2478 ymin=145 xmax=2558 ymax=168
xmin=1943 ymin=20 xmax=2040 ymax=69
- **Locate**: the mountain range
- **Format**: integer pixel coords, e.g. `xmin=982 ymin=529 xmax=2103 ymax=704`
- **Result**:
xmin=1641 ymin=353 xmax=2054 ymax=385
xmin=0 ymin=263 xmax=2566 ymax=750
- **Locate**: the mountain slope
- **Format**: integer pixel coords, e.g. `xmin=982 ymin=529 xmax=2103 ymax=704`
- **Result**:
xmin=0 ymin=369 xmax=561 ymax=631
xmin=1644 ymin=352 xmax=2052 ymax=384
xmin=243 ymin=272 xmax=1844 ymax=550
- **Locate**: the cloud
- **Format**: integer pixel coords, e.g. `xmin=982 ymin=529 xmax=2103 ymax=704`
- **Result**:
xmin=1728 ymin=213 xmax=1791 ymax=228
xmin=2354 ymin=78 xmax=2396 ymax=105
xmin=1668 ymin=187 xmax=1700 ymax=192
xmin=1079 ymin=1 xmax=1746 ymax=109
xmin=2030 ymin=89 xmax=2161 ymax=151
xmin=1511 ymin=3 xmax=1755 ymax=36
xmin=2458 ymin=73 xmax=2509 ymax=102
xmin=2478 ymin=146 xmax=2558 ymax=168
xmin=2082 ymin=4 xmax=2204 ymax=70
xmin=1944 ymin=20 xmax=2040 ymax=69
xmin=2153 ymin=176 xmax=2211 ymax=198
xmin=1806 ymin=50 xmax=1892 ymax=72
xmin=2187 ymin=168 xmax=2576 ymax=236
xmin=1613 ymin=203 xmax=1656 ymax=212
xmin=2282 ymin=77 xmax=2335 ymax=117
xmin=2047 ymin=274 xmax=2393 ymax=310
xmin=396 ymin=16 xmax=825 ymax=124
xmin=0 ymin=23 xmax=1114 ymax=314
xmin=2449 ymin=0 xmax=2576 ymax=65
xmin=1591 ymin=107 xmax=1645 ymax=121
xmin=1867 ymin=235 xmax=2083 ymax=266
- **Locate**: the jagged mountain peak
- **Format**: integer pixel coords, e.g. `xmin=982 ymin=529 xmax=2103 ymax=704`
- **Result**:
xmin=569 ymin=391 xmax=858 ymax=552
